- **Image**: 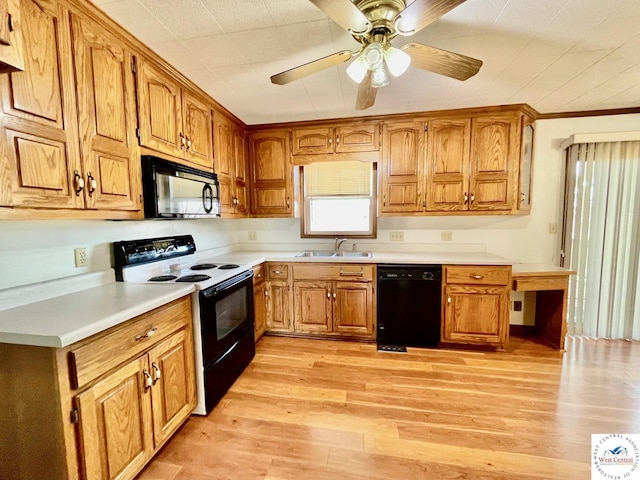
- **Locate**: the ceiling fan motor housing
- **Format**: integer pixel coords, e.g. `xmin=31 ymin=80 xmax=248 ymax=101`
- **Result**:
xmin=351 ymin=0 xmax=406 ymax=42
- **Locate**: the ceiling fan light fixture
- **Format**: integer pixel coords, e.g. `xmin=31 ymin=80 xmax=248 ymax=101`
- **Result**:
xmin=371 ymin=62 xmax=390 ymax=88
xmin=363 ymin=42 xmax=384 ymax=70
xmin=346 ymin=55 xmax=367 ymax=83
xmin=384 ymin=45 xmax=411 ymax=77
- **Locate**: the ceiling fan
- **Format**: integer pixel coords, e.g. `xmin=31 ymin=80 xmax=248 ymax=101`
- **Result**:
xmin=270 ymin=0 xmax=483 ymax=110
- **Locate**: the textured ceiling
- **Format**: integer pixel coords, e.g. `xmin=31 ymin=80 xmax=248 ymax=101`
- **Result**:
xmin=91 ymin=0 xmax=640 ymax=125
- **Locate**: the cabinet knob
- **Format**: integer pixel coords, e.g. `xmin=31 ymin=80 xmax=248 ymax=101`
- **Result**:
xmin=336 ymin=135 xmax=340 ymax=144
xmin=73 ymin=170 xmax=85 ymax=196
xmin=328 ymin=137 xmax=332 ymax=145
xmin=327 ymin=291 xmax=330 ymax=299
xmin=333 ymin=292 xmax=336 ymax=299
xmin=151 ymin=362 xmax=161 ymax=384
xmin=143 ymin=369 xmax=153 ymax=390
xmin=87 ymin=172 xmax=97 ymax=197
xmin=447 ymin=296 xmax=451 ymax=304
xmin=264 ymin=288 xmax=268 ymax=297
xmin=135 ymin=326 xmax=157 ymax=341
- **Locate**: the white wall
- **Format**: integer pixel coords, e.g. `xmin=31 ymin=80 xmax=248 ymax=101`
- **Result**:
xmin=0 ymin=219 xmax=239 ymax=290
xmin=2 ymin=113 xmax=638 ymax=293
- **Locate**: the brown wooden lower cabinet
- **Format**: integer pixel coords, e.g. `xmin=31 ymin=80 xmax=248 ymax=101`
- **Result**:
xmin=0 ymin=296 xmax=195 ymax=480
xmin=441 ymin=265 xmax=511 ymax=349
xmin=291 ymin=263 xmax=375 ymax=340
xmin=252 ymin=264 xmax=267 ymax=341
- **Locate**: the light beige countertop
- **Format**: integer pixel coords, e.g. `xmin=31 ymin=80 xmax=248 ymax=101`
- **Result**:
xmin=0 ymin=282 xmax=194 ymax=348
xmin=512 ymin=263 xmax=576 ymax=276
xmin=0 ymin=250 xmax=522 ymax=349
xmin=205 ymin=250 xmax=513 ymax=266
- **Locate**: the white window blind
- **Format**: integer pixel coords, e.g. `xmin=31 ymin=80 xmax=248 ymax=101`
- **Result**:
xmin=563 ymin=141 xmax=640 ymax=339
xmin=304 ymin=161 xmax=372 ymax=196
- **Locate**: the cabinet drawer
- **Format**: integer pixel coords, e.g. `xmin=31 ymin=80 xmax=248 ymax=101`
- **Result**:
xmin=293 ymin=263 xmax=374 ymax=282
xmin=252 ymin=264 xmax=265 ymax=285
xmin=445 ymin=265 xmax=511 ymax=286
xmin=69 ymin=296 xmax=191 ymax=389
xmin=512 ymin=275 xmax=568 ymax=291
xmin=267 ymin=263 xmax=289 ymax=280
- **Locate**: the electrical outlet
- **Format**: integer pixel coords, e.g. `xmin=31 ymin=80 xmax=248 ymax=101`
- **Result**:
xmin=390 ymin=231 xmax=404 ymax=242
xmin=74 ymin=248 xmax=88 ymax=267
xmin=549 ymin=223 xmax=558 ymax=234
xmin=441 ymin=231 xmax=453 ymax=241
xmin=248 ymin=231 xmax=257 ymax=241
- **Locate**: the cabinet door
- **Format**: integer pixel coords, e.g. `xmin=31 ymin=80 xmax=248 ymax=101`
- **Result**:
xmin=148 ymin=329 xmax=195 ymax=448
xmin=335 ymin=123 xmax=380 ymax=153
xmin=381 ymin=121 xmax=425 ymax=213
xmin=333 ymin=281 xmax=373 ymax=337
xmin=292 ymin=126 xmax=333 ymax=155
xmin=293 ymin=281 xmax=332 ymax=333
xmin=443 ymin=285 xmax=509 ymax=347
xmin=248 ymin=129 xmax=292 ymax=216
xmin=213 ymin=113 xmax=235 ymax=215
xmin=518 ymin=119 xmax=534 ymax=212
xmin=426 ymin=118 xmax=470 ymax=212
xmin=76 ymin=356 xmax=153 ymax=480
xmin=136 ymin=57 xmax=183 ymax=158
xmin=71 ymin=15 xmax=140 ymax=211
xmin=266 ymin=280 xmax=292 ymax=332
xmin=233 ymin=127 xmax=248 ymax=216
xmin=0 ymin=0 xmax=83 ymax=209
xmin=253 ymin=281 xmax=267 ymax=341
xmin=469 ymin=114 xmax=517 ymax=211
xmin=183 ymin=90 xmax=212 ymax=169
xmin=0 ymin=0 xmax=24 ymax=73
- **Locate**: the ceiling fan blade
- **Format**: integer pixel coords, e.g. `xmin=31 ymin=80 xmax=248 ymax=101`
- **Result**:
xmin=356 ymin=72 xmax=377 ymax=110
xmin=271 ymin=50 xmax=353 ymax=85
xmin=394 ymin=0 xmax=467 ymax=35
xmin=309 ymin=0 xmax=371 ymax=35
xmin=403 ymin=42 xmax=482 ymax=81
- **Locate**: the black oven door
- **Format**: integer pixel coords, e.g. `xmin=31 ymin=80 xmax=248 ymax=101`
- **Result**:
xmin=199 ymin=270 xmax=254 ymax=367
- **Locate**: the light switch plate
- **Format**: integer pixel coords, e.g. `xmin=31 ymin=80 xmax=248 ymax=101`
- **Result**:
xmin=390 ymin=232 xmax=404 ymax=242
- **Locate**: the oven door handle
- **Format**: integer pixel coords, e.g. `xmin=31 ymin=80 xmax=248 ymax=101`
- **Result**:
xmin=202 ymin=271 xmax=252 ymax=298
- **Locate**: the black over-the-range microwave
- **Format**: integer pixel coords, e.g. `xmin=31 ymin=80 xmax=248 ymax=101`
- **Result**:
xmin=141 ymin=155 xmax=221 ymax=219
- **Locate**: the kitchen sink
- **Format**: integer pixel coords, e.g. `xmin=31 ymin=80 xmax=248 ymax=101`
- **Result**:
xmin=296 ymin=250 xmax=372 ymax=258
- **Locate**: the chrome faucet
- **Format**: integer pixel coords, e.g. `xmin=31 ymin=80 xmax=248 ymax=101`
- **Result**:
xmin=334 ymin=238 xmax=347 ymax=251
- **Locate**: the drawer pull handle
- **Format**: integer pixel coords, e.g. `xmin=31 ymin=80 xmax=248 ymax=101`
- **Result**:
xmin=143 ymin=369 xmax=153 ymax=390
xmin=447 ymin=296 xmax=451 ymax=304
xmin=327 ymin=291 xmax=330 ymax=299
xmin=333 ymin=292 xmax=336 ymax=299
xmin=256 ymin=273 xmax=262 ymax=278
xmin=135 ymin=327 xmax=157 ymax=341
xmin=273 ymin=270 xmax=282 ymax=274
xmin=470 ymin=274 xmax=483 ymax=280
xmin=73 ymin=170 xmax=85 ymax=196
xmin=151 ymin=362 xmax=161 ymax=384
xmin=339 ymin=269 xmax=364 ymax=276
xmin=264 ymin=288 xmax=268 ymax=296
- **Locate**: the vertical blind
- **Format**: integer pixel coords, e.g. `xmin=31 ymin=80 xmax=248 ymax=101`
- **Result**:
xmin=304 ymin=161 xmax=372 ymax=196
xmin=563 ymin=141 xmax=640 ymax=339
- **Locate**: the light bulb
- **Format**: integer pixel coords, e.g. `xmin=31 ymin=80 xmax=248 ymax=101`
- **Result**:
xmin=363 ymin=42 xmax=384 ymax=70
xmin=384 ymin=45 xmax=411 ymax=77
xmin=371 ymin=62 xmax=390 ymax=88
xmin=346 ymin=56 xmax=367 ymax=83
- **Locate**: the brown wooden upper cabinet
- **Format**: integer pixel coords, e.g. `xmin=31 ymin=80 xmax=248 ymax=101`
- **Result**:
xmin=248 ymin=129 xmax=293 ymax=217
xmin=213 ymin=112 xmax=247 ymax=217
xmin=136 ymin=57 xmax=212 ymax=170
xmin=0 ymin=0 xmax=141 ymax=217
xmin=0 ymin=0 xmax=24 ymax=73
xmin=70 ymin=13 xmax=141 ymax=211
xmin=291 ymin=122 xmax=380 ymax=156
xmin=380 ymin=112 xmax=521 ymax=215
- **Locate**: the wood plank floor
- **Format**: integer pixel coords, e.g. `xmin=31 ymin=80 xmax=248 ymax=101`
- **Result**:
xmin=137 ymin=335 xmax=640 ymax=479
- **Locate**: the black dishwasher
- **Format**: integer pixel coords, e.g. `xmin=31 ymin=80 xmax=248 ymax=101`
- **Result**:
xmin=377 ymin=264 xmax=442 ymax=348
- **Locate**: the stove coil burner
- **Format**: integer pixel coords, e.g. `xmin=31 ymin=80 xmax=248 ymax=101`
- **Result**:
xmin=190 ymin=263 xmax=218 ymax=271
xmin=176 ymin=274 xmax=211 ymax=283
xmin=148 ymin=275 xmax=178 ymax=282
xmin=218 ymin=264 xmax=240 ymax=270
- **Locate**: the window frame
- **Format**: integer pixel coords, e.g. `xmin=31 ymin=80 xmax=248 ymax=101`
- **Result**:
xmin=299 ymin=163 xmax=377 ymax=239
